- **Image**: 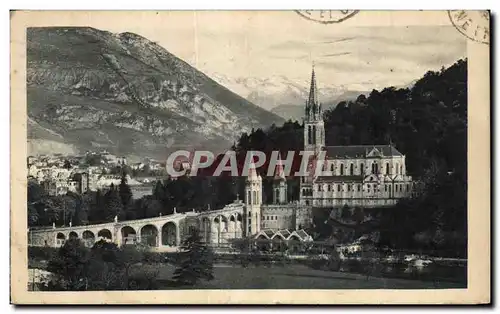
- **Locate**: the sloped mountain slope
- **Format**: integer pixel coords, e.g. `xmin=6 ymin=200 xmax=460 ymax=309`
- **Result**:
xmin=27 ymin=27 xmax=284 ymax=159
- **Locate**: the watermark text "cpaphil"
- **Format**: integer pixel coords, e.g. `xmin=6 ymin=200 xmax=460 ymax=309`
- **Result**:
xmin=166 ymin=150 xmax=335 ymax=178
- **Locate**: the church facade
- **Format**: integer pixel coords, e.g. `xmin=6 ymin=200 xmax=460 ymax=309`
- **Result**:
xmin=299 ymin=67 xmax=414 ymax=209
xmin=242 ymin=67 xmax=415 ymax=237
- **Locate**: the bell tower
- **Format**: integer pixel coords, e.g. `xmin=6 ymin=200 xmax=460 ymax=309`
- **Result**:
xmin=244 ymin=168 xmax=262 ymax=236
xmin=303 ymin=65 xmax=325 ymax=154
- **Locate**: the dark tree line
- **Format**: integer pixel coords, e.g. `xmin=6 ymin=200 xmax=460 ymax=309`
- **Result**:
xmin=36 ymin=228 xmax=214 ymax=290
xmin=28 ymin=174 xmax=136 ymax=227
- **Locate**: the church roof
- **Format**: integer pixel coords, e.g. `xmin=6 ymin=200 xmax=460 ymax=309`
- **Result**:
xmin=315 ymin=175 xmax=364 ymax=183
xmin=324 ymin=145 xmax=403 ymax=158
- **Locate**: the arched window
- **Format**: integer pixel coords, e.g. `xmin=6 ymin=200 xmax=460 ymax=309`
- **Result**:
xmin=360 ymin=163 xmax=365 ymax=174
xmin=340 ymin=164 xmax=344 ymax=175
xmin=307 ymin=126 xmax=312 ymax=144
xmin=400 ymin=165 xmax=403 ymax=175
xmin=395 ymin=163 xmax=399 ymax=175
xmin=327 ymin=185 xmax=331 ymax=191
xmin=330 ymin=164 xmax=334 ymax=172
xmin=350 ymin=163 xmax=354 ymax=175
xmin=312 ymin=125 xmax=317 ymax=144
xmin=372 ymin=163 xmax=378 ymax=174
xmin=386 ymin=162 xmax=390 ymax=175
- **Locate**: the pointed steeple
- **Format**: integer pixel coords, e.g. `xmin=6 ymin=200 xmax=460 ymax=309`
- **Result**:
xmin=307 ymin=65 xmax=318 ymax=107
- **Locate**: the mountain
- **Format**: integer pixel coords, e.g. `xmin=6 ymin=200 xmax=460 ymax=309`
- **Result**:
xmin=27 ymin=27 xmax=284 ymax=159
xmin=209 ymin=73 xmax=368 ymax=114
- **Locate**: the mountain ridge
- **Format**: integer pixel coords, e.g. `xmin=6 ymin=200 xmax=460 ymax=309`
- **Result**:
xmin=27 ymin=27 xmax=284 ymax=159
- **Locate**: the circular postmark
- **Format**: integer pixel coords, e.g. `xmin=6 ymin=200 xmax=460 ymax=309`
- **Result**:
xmin=295 ymin=10 xmax=359 ymax=24
xmin=448 ymin=10 xmax=489 ymax=45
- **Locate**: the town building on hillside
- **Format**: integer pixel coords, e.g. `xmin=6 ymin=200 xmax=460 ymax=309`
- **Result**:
xmin=117 ymin=156 xmax=127 ymax=166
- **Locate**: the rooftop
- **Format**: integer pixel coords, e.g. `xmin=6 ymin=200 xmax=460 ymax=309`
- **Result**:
xmin=324 ymin=145 xmax=403 ymax=158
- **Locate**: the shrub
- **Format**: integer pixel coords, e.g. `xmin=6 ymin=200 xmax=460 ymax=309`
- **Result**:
xmin=28 ymin=246 xmax=58 ymax=261
xmin=173 ymin=229 xmax=214 ymax=286
xmin=41 ymin=239 xmax=160 ymax=291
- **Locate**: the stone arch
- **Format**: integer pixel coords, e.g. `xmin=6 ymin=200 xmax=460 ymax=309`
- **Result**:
xmin=220 ymin=215 xmax=228 ymax=232
xmin=161 ymin=221 xmax=177 ymax=246
xmin=213 ymin=216 xmax=220 ymax=232
xmin=340 ymin=164 xmax=344 ymax=175
xmin=140 ymin=224 xmax=159 ymax=247
xmin=68 ymin=231 xmax=79 ymax=239
xmin=350 ymin=163 xmax=354 ymax=175
xmin=256 ymin=235 xmax=270 ymax=251
xmin=97 ymin=229 xmax=112 ymax=240
xmin=271 ymin=233 xmax=286 ymax=240
xmin=56 ymin=232 xmax=66 ymax=246
xmin=271 ymin=235 xmax=285 ymax=252
xmin=213 ymin=216 xmax=221 ymax=244
xmin=288 ymin=234 xmax=302 ymax=252
xmin=82 ymin=230 xmax=95 ymax=247
xmin=121 ymin=226 xmax=137 ymax=245
xmin=386 ymin=162 xmax=390 ymax=175
xmin=184 ymin=217 xmax=200 ymax=236
xmin=288 ymin=234 xmax=301 ymax=241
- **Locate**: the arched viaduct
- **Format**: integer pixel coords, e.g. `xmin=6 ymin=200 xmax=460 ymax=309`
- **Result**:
xmin=28 ymin=201 xmax=246 ymax=249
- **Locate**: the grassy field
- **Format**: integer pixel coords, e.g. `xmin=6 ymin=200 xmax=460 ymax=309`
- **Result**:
xmin=135 ymin=263 xmax=465 ymax=290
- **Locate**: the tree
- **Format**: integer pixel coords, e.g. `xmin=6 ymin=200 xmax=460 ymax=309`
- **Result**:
xmin=88 ymin=190 xmax=105 ymax=223
xmin=104 ymin=185 xmax=123 ymax=221
xmin=43 ymin=239 xmax=155 ymax=291
xmin=63 ymin=159 xmax=72 ymax=169
xmin=27 ymin=180 xmax=45 ymax=203
xmin=27 ymin=203 xmax=39 ymax=226
xmin=46 ymin=238 xmax=90 ymax=290
xmin=119 ymin=174 xmax=133 ymax=208
xmin=172 ymin=228 xmax=214 ymax=286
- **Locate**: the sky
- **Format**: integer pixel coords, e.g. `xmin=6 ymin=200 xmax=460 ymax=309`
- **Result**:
xmin=59 ymin=11 xmax=467 ymax=91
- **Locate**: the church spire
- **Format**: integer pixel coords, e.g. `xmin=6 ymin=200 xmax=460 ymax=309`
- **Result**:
xmin=307 ymin=65 xmax=318 ymax=107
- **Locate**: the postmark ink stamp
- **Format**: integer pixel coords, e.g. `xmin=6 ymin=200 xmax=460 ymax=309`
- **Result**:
xmin=448 ymin=10 xmax=489 ymax=45
xmin=295 ymin=10 xmax=359 ymax=24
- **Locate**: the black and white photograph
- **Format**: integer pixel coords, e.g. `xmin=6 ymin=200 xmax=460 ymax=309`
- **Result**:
xmin=10 ymin=10 xmax=490 ymax=304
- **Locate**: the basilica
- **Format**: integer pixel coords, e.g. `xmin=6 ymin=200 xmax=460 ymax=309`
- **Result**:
xmin=241 ymin=67 xmax=415 ymax=237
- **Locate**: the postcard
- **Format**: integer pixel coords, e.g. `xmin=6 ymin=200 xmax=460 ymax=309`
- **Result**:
xmin=11 ymin=10 xmax=490 ymax=304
